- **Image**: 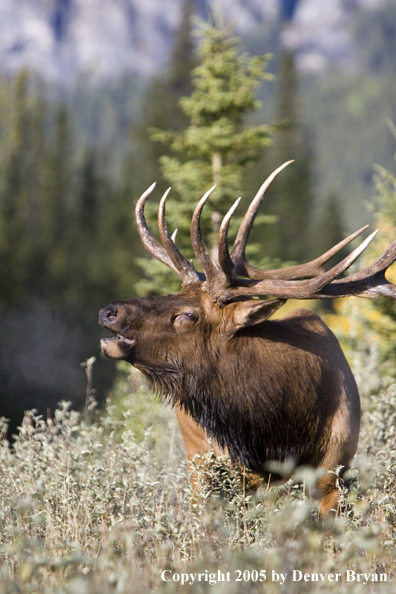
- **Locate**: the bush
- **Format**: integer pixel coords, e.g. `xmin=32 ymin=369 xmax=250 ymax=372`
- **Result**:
xmin=0 ymin=368 xmax=396 ymax=592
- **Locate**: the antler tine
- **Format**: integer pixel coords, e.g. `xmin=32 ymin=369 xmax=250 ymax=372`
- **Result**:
xmin=232 ymin=161 xmax=369 ymax=281
xmin=232 ymin=161 xmax=293 ymax=273
xmin=218 ymin=198 xmax=241 ymax=285
xmin=239 ymin=225 xmax=370 ymax=281
xmin=268 ymin=230 xmax=379 ymax=299
xmin=215 ymin=230 xmax=379 ymax=304
xmin=300 ymin=230 xmax=379 ymax=295
xmin=135 ymin=183 xmax=180 ymax=276
xmin=137 ymin=176 xmax=396 ymax=308
xmin=320 ymin=238 xmax=396 ymax=300
xmin=190 ymin=185 xmax=227 ymax=288
xmin=158 ymin=188 xmax=201 ymax=283
xmin=287 ymin=225 xmax=370 ymax=279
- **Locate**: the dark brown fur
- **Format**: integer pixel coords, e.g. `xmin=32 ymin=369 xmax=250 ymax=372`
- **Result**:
xmin=100 ymin=283 xmax=360 ymax=511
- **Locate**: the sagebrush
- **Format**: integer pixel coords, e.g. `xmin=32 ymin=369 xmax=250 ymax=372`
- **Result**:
xmin=0 ymin=362 xmax=395 ymax=593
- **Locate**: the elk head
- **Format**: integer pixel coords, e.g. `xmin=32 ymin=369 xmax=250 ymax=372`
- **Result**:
xmin=100 ymin=160 xmax=396 ymax=372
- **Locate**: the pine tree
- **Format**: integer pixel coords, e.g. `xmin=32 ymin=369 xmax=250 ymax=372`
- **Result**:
xmin=315 ymin=193 xmax=345 ymax=263
xmin=326 ymin=137 xmax=396 ymax=383
xmin=129 ymin=0 xmax=196 ymax=196
xmin=0 ymin=70 xmax=48 ymax=305
xmin=43 ymin=106 xmax=72 ymax=248
xmin=0 ymin=72 xmax=130 ymax=427
xmin=365 ymin=156 xmax=396 ymax=355
xmin=262 ymin=49 xmax=315 ymax=264
xmin=137 ymin=19 xmax=275 ymax=294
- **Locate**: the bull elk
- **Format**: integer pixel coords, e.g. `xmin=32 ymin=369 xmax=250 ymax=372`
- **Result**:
xmin=99 ymin=161 xmax=396 ymax=514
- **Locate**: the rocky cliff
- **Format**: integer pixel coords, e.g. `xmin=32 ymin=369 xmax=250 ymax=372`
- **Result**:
xmin=0 ymin=0 xmax=389 ymax=86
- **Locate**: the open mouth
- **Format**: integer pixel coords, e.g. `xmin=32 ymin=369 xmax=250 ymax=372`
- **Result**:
xmin=99 ymin=308 xmax=137 ymax=358
xmin=100 ymin=332 xmax=136 ymax=348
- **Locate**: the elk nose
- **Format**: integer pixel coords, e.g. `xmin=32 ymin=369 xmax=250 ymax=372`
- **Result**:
xmin=99 ymin=305 xmax=119 ymax=326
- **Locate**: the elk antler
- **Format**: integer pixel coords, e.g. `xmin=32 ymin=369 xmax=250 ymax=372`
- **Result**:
xmin=158 ymin=188 xmax=204 ymax=282
xmin=135 ymin=164 xmax=396 ymax=306
xmin=135 ymin=183 xmax=202 ymax=283
xmin=318 ymin=239 xmax=396 ymax=300
xmin=231 ymin=161 xmax=369 ymax=280
xmin=215 ymin=233 xmax=396 ymax=304
xmin=190 ymin=185 xmax=227 ymax=290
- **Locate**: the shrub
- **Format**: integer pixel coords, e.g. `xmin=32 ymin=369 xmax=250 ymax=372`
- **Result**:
xmin=0 ymin=369 xmax=395 ymax=592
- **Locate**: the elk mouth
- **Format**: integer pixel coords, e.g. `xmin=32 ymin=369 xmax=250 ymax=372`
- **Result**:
xmin=101 ymin=332 xmax=136 ymax=347
xmin=100 ymin=331 xmax=136 ymax=359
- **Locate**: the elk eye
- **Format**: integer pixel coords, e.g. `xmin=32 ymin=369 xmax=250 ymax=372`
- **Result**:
xmin=173 ymin=311 xmax=198 ymax=326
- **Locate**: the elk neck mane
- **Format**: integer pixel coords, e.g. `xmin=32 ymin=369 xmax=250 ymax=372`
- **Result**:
xmin=136 ymin=309 xmax=337 ymax=473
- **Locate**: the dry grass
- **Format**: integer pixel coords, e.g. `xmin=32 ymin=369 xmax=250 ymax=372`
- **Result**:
xmin=0 ymin=361 xmax=395 ymax=593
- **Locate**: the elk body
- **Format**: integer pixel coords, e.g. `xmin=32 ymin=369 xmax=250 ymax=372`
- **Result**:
xmin=99 ymin=162 xmax=396 ymax=514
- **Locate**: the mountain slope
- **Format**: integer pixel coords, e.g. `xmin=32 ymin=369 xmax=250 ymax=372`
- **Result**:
xmin=0 ymin=0 xmax=390 ymax=85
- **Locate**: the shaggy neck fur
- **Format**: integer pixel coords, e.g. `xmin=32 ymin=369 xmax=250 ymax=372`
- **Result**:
xmin=137 ymin=320 xmax=336 ymax=473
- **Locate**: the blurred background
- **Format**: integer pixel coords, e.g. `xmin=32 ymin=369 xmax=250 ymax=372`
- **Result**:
xmin=0 ymin=0 xmax=396 ymax=434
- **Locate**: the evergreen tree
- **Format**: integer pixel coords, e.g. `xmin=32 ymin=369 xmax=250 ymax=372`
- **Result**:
xmin=129 ymin=0 xmax=196 ymax=196
xmin=262 ymin=49 xmax=314 ymax=264
xmin=0 ymin=70 xmax=48 ymax=306
xmin=327 ymin=136 xmax=396 ymax=383
xmin=43 ymin=107 xmax=72 ymax=247
xmin=366 ymin=155 xmax=396 ymax=355
xmin=315 ymin=193 xmax=345 ymax=263
xmin=0 ymin=71 xmax=140 ymax=427
xmin=137 ymin=19 xmax=275 ymax=294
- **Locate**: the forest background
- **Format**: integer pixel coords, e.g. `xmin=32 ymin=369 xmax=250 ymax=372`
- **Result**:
xmin=0 ymin=0 xmax=396 ymax=433
xmin=2 ymin=1 xmax=396 ymax=591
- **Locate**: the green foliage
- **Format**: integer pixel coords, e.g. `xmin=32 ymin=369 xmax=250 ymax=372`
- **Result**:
xmin=365 ymin=149 xmax=396 ymax=363
xmin=260 ymin=50 xmax=315 ymax=264
xmin=153 ymin=20 xmax=274 ymax=202
xmin=139 ymin=19 xmax=275 ymax=294
xmin=314 ymin=194 xmax=346 ymax=265
xmin=0 ymin=70 xmax=142 ymax=312
xmin=301 ymin=70 xmax=396 ymax=233
xmin=373 ymin=159 xmax=396 ymax=226
xmin=130 ymin=0 xmax=196 ymax=199
xmin=0 ymin=70 xmax=46 ymax=306
xmin=0 ymin=401 xmax=191 ymax=590
xmin=323 ymin=143 xmax=396 ymax=383
xmin=0 ymin=70 xmax=147 ymax=423
xmin=108 ymin=361 xmax=183 ymax=454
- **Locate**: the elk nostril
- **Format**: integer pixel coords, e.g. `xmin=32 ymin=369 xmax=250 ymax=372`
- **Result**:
xmin=106 ymin=307 xmax=118 ymax=321
xmin=99 ymin=306 xmax=118 ymax=325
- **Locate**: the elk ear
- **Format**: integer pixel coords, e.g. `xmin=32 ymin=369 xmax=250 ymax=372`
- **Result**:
xmin=233 ymin=298 xmax=286 ymax=330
